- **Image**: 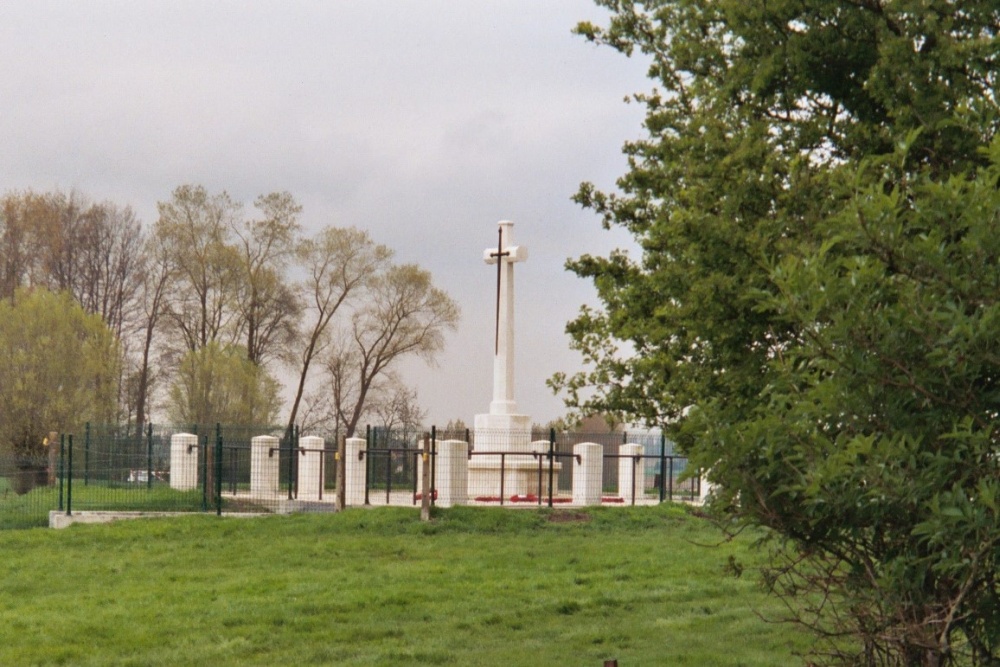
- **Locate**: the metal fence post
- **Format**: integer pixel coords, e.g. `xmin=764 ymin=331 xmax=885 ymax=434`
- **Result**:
xmin=200 ymin=433 xmax=208 ymax=512
xmin=547 ymin=427 xmax=555 ymax=508
xmin=659 ymin=433 xmax=667 ymax=503
xmin=430 ymin=425 xmax=437 ymax=506
xmin=58 ymin=434 xmax=65 ymax=512
xmin=364 ymin=425 xmax=371 ymax=506
xmin=146 ymin=423 xmax=154 ymax=490
xmin=67 ymin=435 xmax=73 ymax=516
xmin=215 ymin=423 xmax=223 ymax=516
xmin=84 ymin=422 xmax=90 ymax=486
xmin=294 ymin=424 xmax=300 ymax=498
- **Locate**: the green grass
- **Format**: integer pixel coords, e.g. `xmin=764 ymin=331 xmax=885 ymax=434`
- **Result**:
xmin=0 ymin=505 xmax=812 ymax=665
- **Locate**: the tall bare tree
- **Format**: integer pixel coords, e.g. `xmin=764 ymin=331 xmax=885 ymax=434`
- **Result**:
xmin=285 ymin=226 xmax=391 ymax=433
xmin=127 ymin=232 xmax=175 ymax=431
xmin=231 ymin=191 xmax=302 ymax=366
xmin=154 ymin=184 xmax=241 ymax=353
xmin=324 ymin=263 xmax=459 ymax=437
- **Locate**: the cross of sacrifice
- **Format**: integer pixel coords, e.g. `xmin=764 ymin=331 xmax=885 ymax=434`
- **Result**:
xmin=483 ymin=220 xmax=527 ymax=415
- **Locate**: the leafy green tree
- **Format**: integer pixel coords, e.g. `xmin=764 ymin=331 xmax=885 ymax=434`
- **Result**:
xmin=0 ymin=288 xmax=119 ymax=493
xmin=556 ymin=2 xmax=999 ymax=664
xmin=166 ymin=342 xmax=281 ymax=427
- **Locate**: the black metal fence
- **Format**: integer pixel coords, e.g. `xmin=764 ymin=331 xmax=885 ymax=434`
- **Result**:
xmin=1 ymin=424 xmax=700 ymax=529
xmin=0 ymin=423 xmax=344 ymax=529
xmin=359 ymin=427 xmax=699 ymax=508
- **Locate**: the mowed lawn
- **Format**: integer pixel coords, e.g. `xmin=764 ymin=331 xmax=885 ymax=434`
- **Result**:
xmin=0 ymin=505 xmax=811 ymax=666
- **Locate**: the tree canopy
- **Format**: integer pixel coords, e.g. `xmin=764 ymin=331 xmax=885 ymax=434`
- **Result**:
xmin=0 ymin=288 xmax=118 ymax=489
xmin=557 ymin=1 xmax=1000 ymax=664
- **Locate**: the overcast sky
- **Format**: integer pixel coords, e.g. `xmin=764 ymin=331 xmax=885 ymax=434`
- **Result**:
xmin=0 ymin=1 xmax=651 ymax=427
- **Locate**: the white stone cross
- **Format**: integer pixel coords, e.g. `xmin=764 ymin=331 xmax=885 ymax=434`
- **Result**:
xmin=483 ymin=220 xmax=527 ymax=415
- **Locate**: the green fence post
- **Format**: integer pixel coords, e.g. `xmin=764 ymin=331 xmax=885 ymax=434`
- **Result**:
xmin=288 ymin=425 xmax=295 ymax=500
xmin=146 ymin=423 xmax=154 ymax=490
xmin=548 ymin=427 xmax=555 ymax=508
xmin=67 ymin=435 xmax=73 ymax=516
xmin=659 ymin=433 xmax=667 ymax=503
xmin=364 ymin=424 xmax=371 ymax=506
xmin=58 ymin=434 xmax=65 ymax=512
xmin=215 ymin=423 xmax=223 ymax=516
xmin=201 ymin=433 xmax=208 ymax=512
xmin=84 ymin=422 xmax=90 ymax=486
xmin=430 ymin=425 xmax=436 ymax=506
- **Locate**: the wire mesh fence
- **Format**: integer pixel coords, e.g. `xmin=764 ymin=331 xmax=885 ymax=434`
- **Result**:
xmin=2 ymin=423 xmax=700 ymax=529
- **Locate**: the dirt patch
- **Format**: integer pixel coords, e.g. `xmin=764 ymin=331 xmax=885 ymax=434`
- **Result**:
xmin=546 ymin=511 xmax=592 ymax=523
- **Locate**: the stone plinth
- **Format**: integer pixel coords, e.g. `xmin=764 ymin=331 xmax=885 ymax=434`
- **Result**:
xmin=436 ymin=440 xmax=469 ymax=507
xmin=170 ymin=433 xmax=198 ymax=491
xmin=344 ymin=437 xmax=366 ymax=506
xmin=471 ymin=413 xmax=530 ymax=497
xmin=298 ymin=436 xmax=325 ymax=501
xmin=250 ymin=435 xmax=280 ymax=498
xmin=572 ymin=443 xmax=603 ymax=506
xmin=618 ymin=443 xmax=646 ymax=504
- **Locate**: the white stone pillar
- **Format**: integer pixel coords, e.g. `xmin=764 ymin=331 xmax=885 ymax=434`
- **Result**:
xmin=298 ymin=436 xmax=325 ymax=501
xmin=573 ymin=443 xmax=603 ymax=506
xmin=618 ymin=443 xmax=645 ymax=505
xmin=170 ymin=433 xmax=198 ymax=491
xmin=251 ymin=435 xmax=280 ymax=498
xmin=345 ymin=437 xmax=367 ymax=506
xmin=436 ymin=440 xmax=468 ymax=507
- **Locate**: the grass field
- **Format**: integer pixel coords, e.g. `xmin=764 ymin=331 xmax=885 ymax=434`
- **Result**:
xmin=0 ymin=504 xmax=812 ymax=666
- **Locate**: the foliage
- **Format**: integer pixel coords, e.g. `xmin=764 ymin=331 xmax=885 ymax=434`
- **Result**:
xmin=0 ymin=288 xmax=119 ymax=493
xmin=166 ymin=342 xmax=281 ymax=426
xmin=0 ymin=506 xmax=812 ymax=665
xmin=557 ymin=1 xmax=1000 ymax=664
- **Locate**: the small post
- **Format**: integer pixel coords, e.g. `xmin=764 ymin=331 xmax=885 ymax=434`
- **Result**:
xmin=363 ymin=427 xmax=371 ymax=506
xmin=201 ymin=434 xmax=208 ymax=512
xmin=547 ymin=427 xmax=555 ymax=508
xmin=66 ymin=435 xmax=73 ymax=516
xmin=430 ymin=425 xmax=437 ymax=506
xmin=385 ymin=446 xmax=393 ymax=504
xmin=146 ymin=423 xmax=154 ymax=490
xmin=58 ymin=434 xmax=65 ymax=512
xmin=335 ymin=435 xmax=347 ymax=511
xmin=659 ymin=433 xmax=667 ymax=503
xmin=215 ymin=424 xmax=223 ymax=516
xmin=84 ymin=422 xmax=90 ymax=486
xmin=420 ymin=432 xmax=431 ymax=521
